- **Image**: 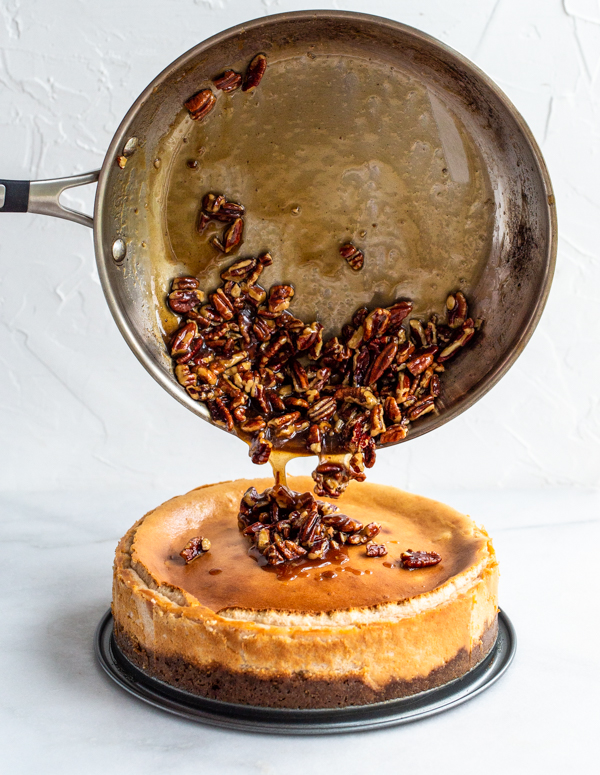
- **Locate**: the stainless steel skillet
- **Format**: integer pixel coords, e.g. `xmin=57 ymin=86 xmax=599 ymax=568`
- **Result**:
xmin=0 ymin=11 xmax=556 ymax=450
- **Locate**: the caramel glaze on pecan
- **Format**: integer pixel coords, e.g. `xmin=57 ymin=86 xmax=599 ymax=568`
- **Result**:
xmin=166 ymin=211 xmax=481 ymax=497
xmin=238 ymin=485 xmax=382 ymax=567
xmin=180 ymin=536 xmax=211 ymax=563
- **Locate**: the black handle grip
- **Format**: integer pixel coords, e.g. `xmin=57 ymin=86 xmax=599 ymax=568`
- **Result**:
xmin=0 ymin=180 xmax=31 ymax=212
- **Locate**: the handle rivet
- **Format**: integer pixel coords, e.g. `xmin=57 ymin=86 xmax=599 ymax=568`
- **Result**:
xmin=112 ymin=238 xmax=127 ymax=263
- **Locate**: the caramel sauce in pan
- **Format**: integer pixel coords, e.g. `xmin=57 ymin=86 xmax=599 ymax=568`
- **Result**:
xmin=153 ymin=53 xmax=494 ymax=340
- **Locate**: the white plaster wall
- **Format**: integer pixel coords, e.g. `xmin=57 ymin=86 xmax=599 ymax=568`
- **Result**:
xmin=0 ymin=0 xmax=598 ymax=494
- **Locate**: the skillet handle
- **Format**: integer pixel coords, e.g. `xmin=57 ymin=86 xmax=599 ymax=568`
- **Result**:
xmin=0 ymin=170 xmax=100 ymax=229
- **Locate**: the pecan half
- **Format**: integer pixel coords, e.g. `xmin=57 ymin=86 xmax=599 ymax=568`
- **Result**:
xmin=447 ymin=291 xmax=468 ymax=328
xmin=406 ymin=345 xmax=438 ymax=376
xmin=366 ymin=543 xmax=387 ymax=557
xmin=180 ymin=536 xmax=211 ymax=563
xmin=339 ymin=242 xmax=364 ymax=271
xmin=307 ymin=396 xmax=337 ymax=422
xmin=249 ymin=430 xmax=272 ymax=464
xmin=379 ymin=424 xmax=407 ymax=444
xmin=367 ymin=341 xmax=398 ymax=384
xmin=168 ymin=288 xmax=205 ymax=314
xmin=400 ymin=549 xmax=442 ymax=568
xmin=268 ymin=285 xmax=295 ymax=314
xmin=363 ymin=308 xmax=390 ymax=341
xmin=242 ymin=53 xmax=267 ymax=91
xmin=184 ymin=89 xmax=216 ymax=121
xmin=213 ymin=69 xmax=242 ymax=92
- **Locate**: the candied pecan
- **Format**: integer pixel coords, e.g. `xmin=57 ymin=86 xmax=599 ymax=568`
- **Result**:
xmin=207 ymin=397 xmax=234 ymax=431
xmin=348 ymin=451 xmax=366 ymax=482
xmin=406 ymin=345 xmax=438 ymax=376
xmin=409 ymin=319 xmax=428 ymax=347
xmin=249 ymin=430 xmax=272 ymax=464
xmin=307 ymin=538 xmax=330 ymax=560
xmin=401 ymin=549 xmax=442 ymax=568
xmin=366 ymin=341 xmax=398 ymax=384
xmin=268 ymin=411 xmax=300 ymax=430
xmin=290 ymin=359 xmax=309 ymax=392
xmin=379 ymin=424 xmax=407 ymax=444
xmin=362 ymin=522 xmax=381 ymax=540
xmin=172 ymin=277 xmax=200 ymax=291
xmin=346 ymin=325 xmax=364 ymax=350
xmin=170 ymin=321 xmax=197 ymax=357
xmin=307 ymin=396 xmax=337 ymax=422
xmin=268 ymin=285 xmax=295 ymax=314
xmin=307 ymin=424 xmax=322 ymax=454
xmin=339 ymin=242 xmax=364 ymax=271
xmin=196 ymin=211 xmax=211 ymax=233
xmin=353 ymin=348 xmax=371 ymax=386
xmin=180 ymin=536 xmax=211 ymax=563
xmin=240 ymin=416 xmax=266 ymax=433
xmin=366 ymin=543 xmax=387 ymax=558
xmin=211 ymin=288 xmax=235 ymax=320
xmin=437 ymin=320 xmax=475 ymax=362
xmin=383 ymin=396 xmax=403 ymax=424
xmin=335 ymin=386 xmax=378 ymax=409
xmin=242 ymin=53 xmax=267 ymax=91
xmin=447 ymin=291 xmax=468 ymax=328
xmin=221 ymin=258 xmax=256 ymax=282
xmin=174 ymin=364 xmax=197 ymax=389
xmin=214 ymin=201 xmax=246 ymax=222
xmin=387 ymin=301 xmax=412 ymax=333
xmin=176 ymin=337 xmax=203 ymax=364
xmin=215 ymin=217 xmax=244 ymax=253
xmin=321 ymin=514 xmax=362 ymax=533
xmin=308 ymin=326 xmax=324 ymax=359
xmin=312 ymin=462 xmax=350 ymax=499
xmin=184 ymin=89 xmax=217 ymax=120
xmin=426 ymin=315 xmax=438 ymax=345
xmin=213 ymin=69 xmax=242 ymax=92
xmin=407 ymin=396 xmax=435 ymax=421
xmin=363 ymin=439 xmax=376 ymax=468
xmin=369 ymin=405 xmax=386 ymax=437
xmin=352 ymin=307 xmax=369 ymax=328
xmin=430 ymin=374 xmax=441 ymax=397
xmin=363 ymin=308 xmax=390 ymax=341
xmin=203 ymin=193 xmax=226 ymax=213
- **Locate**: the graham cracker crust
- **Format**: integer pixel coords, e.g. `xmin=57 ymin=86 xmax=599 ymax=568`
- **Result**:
xmin=113 ymin=617 xmax=498 ymax=709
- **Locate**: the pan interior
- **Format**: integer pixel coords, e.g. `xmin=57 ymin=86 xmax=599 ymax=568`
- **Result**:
xmin=157 ymin=52 xmax=494 ymax=341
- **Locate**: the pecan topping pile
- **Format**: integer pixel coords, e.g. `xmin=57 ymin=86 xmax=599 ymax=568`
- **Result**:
xmin=184 ymin=53 xmax=267 ymax=122
xmin=166 ymin=242 xmax=480 ymax=497
xmin=180 ymin=536 xmax=211 ymax=563
xmin=238 ymin=485 xmax=382 ymax=566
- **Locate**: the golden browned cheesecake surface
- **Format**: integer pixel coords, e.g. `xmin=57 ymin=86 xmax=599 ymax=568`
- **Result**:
xmin=131 ymin=476 xmax=488 ymax=614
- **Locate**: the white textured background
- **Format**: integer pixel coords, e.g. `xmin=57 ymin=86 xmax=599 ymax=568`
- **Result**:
xmin=1 ymin=3 xmax=599 ymax=773
xmin=0 ymin=0 xmax=599 ymax=496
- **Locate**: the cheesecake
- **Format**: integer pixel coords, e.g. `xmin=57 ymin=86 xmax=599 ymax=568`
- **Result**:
xmin=112 ymin=477 xmax=498 ymax=709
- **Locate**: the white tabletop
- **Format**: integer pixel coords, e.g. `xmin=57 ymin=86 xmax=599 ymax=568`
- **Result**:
xmin=1 ymin=488 xmax=598 ymax=773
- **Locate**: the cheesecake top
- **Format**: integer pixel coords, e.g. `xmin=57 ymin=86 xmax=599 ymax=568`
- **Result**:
xmin=130 ymin=476 xmax=492 ymax=615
